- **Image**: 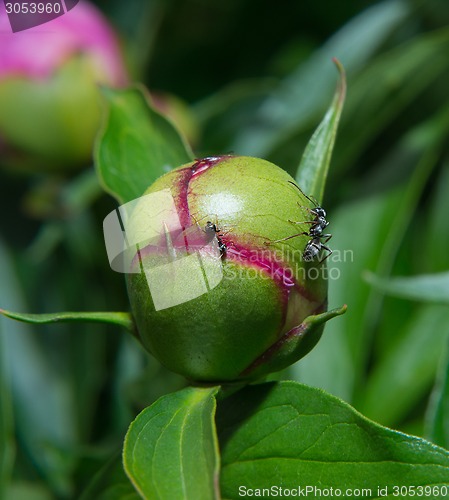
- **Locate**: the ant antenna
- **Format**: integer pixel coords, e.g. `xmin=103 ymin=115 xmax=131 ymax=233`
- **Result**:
xmin=287 ymin=181 xmax=319 ymax=207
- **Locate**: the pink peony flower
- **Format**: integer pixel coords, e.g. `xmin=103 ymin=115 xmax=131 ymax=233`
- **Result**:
xmin=0 ymin=1 xmax=127 ymax=85
xmin=0 ymin=1 xmax=128 ymax=172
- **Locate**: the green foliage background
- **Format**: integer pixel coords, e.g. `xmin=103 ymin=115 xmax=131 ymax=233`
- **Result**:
xmin=1 ymin=0 xmax=449 ymax=497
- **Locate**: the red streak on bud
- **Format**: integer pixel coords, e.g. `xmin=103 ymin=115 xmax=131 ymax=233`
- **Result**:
xmin=132 ymin=157 xmax=235 ymax=266
xmin=173 ymin=155 xmax=234 ymax=228
xmin=175 ymin=168 xmax=196 ymax=229
xmin=227 ymin=244 xmax=295 ymax=287
xmin=225 ymin=242 xmax=318 ymax=338
xmin=226 ymin=243 xmax=316 ymax=302
xmin=191 ymin=155 xmax=233 ymax=178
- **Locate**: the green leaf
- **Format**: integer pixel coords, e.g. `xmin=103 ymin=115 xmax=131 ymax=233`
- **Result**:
xmin=357 ymin=114 xmax=443 ymax=389
xmin=425 ymin=161 xmax=449 ymax=273
xmin=123 ymin=386 xmax=220 ymax=500
xmin=295 ymin=59 xmax=346 ymax=202
xmin=80 ymin=452 xmax=139 ymax=500
xmin=0 ymin=309 xmax=134 ymax=333
xmin=365 ymin=270 xmax=449 ymax=304
xmin=334 ymin=29 xmax=449 ymax=175
xmin=217 ymin=381 xmax=449 ymax=497
xmin=426 ymin=340 xmax=449 ymax=449
xmin=0 ymin=242 xmax=15 ymax=498
xmin=0 ymin=315 xmax=14 ymax=499
xmin=0 ymin=240 xmax=76 ymax=495
xmin=360 ymin=305 xmax=449 ymax=426
xmin=95 ymin=86 xmax=194 ymax=204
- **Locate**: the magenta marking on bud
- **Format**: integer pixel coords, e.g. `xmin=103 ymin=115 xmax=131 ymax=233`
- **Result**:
xmin=226 ymin=243 xmax=292 ymax=330
xmin=227 ymin=245 xmax=295 ymax=286
xmin=191 ymin=155 xmax=233 ymax=178
xmin=175 ymin=168 xmax=196 ymax=229
xmin=174 ymin=156 xmax=234 ymax=228
xmin=129 ymin=224 xmax=213 ymax=271
xmin=226 ymin=243 xmax=315 ymax=301
xmin=134 ymin=158 xmax=233 ymax=262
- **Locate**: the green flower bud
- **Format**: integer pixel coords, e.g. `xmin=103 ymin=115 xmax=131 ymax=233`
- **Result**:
xmin=125 ymin=155 xmax=339 ymax=382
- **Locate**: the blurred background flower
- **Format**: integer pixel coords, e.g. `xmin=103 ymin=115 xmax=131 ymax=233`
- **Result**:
xmin=0 ymin=0 xmax=128 ymax=172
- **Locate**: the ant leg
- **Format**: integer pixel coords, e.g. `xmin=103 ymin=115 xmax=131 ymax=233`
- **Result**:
xmin=288 ymin=219 xmax=315 ymax=225
xmin=190 ymin=213 xmax=212 ymax=234
xmin=318 ymin=244 xmax=333 ymax=263
xmin=321 ymin=234 xmax=333 ymax=243
xmin=190 ymin=213 xmax=200 ymax=226
xmin=299 ymin=205 xmax=318 ymax=216
xmin=265 ymin=232 xmax=308 ymax=245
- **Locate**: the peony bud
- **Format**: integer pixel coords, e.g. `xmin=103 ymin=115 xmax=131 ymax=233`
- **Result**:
xmin=121 ymin=155 xmax=338 ymax=382
xmin=0 ymin=1 xmax=128 ymax=172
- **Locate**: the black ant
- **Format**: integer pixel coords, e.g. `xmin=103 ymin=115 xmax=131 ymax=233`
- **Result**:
xmin=268 ymin=181 xmax=332 ymax=263
xmin=180 ymin=215 xmax=227 ymax=258
xmin=204 ymin=221 xmax=227 ymax=258
xmin=302 ymin=236 xmax=332 ymax=262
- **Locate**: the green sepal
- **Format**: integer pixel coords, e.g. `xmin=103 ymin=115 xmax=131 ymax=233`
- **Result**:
xmin=242 ymin=305 xmax=347 ymax=379
xmin=296 ymin=59 xmax=346 ymax=203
